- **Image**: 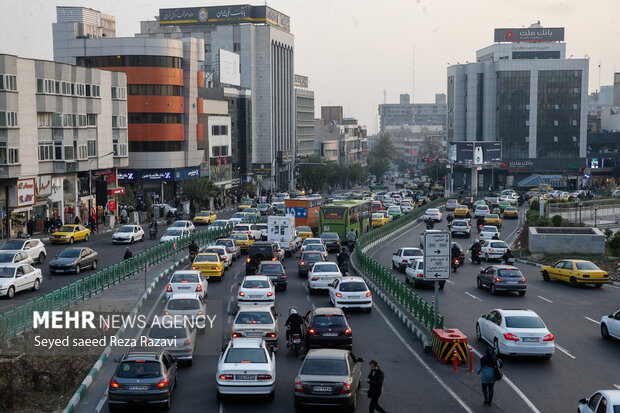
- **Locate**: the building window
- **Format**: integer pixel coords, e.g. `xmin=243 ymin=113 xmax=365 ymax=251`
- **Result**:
xmin=62 ymin=114 xmax=77 ymax=127
xmin=38 ymin=141 xmax=53 ymax=161
xmin=211 ymin=145 xmax=229 ymax=157
xmin=128 ymin=84 xmax=182 ymax=96
xmin=87 ymin=140 xmax=97 ymax=157
xmin=64 ymin=145 xmax=74 ymax=161
xmin=78 ymin=114 xmax=87 ymax=127
xmin=553 ymin=136 xmax=558 ymax=143
xmin=554 ymin=120 xmax=559 ymax=126
xmin=7 ymin=148 xmax=19 ymax=164
xmin=113 ymin=139 xmax=128 ymax=156
xmin=87 ymin=114 xmax=97 ymax=127
xmin=54 ymin=142 xmax=62 ymax=160
xmin=36 ymin=78 xmax=44 ymax=93
xmin=112 ymin=115 xmax=127 ymax=128
xmin=111 ymin=86 xmax=126 ymax=100
xmin=205 ymin=44 xmax=212 ymax=53
xmin=0 ymin=112 xmax=18 ymax=127
xmin=233 ymin=43 xmax=241 ymax=52
xmin=76 ymin=83 xmax=85 ymax=96
xmin=92 ymin=84 xmax=100 ymax=97
xmin=78 ymin=145 xmax=87 ymax=160
xmin=128 ymin=113 xmax=183 ymax=124
xmin=0 ymin=74 xmax=17 ymax=91
xmin=52 ymin=113 xmax=62 ymax=127
xmin=211 ymin=125 xmax=228 ymax=135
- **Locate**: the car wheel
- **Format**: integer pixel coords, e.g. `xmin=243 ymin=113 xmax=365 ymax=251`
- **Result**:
xmin=85 ymin=234 xmax=89 ymax=242
xmin=491 ymin=284 xmax=497 ymax=295
xmin=348 ymin=392 xmax=357 ymax=411
xmin=130 ymin=237 xmax=134 ymax=244
xmin=405 ymin=276 xmax=410 ymax=284
xmin=601 ymin=323 xmax=610 ymax=339
xmin=398 ymin=264 xmax=404 ymax=273
xmin=7 ymin=286 xmax=14 ymax=299
xmin=542 ymin=271 xmax=550 ymax=282
xmin=570 ymin=277 xmax=578 ymax=288
xmin=594 ymin=283 xmax=603 ymax=288
xmin=477 ymin=278 xmax=482 ymax=289
xmin=475 ymin=323 xmax=482 ymax=341
xmin=439 ymin=282 xmax=445 ymax=290
xmin=92 ymin=260 xmax=98 ymax=270
xmin=69 ymin=237 xmax=74 ymax=245
xmin=493 ymin=338 xmax=501 ymax=356
xmin=518 ymin=291 xmax=526 ymax=297
xmin=38 ymin=252 xmax=46 ymax=264
xmin=32 ymin=278 xmax=40 ymax=291
xmin=75 ymin=264 xmax=81 ymax=274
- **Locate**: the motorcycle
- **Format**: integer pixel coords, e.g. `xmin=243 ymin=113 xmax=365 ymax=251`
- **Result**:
xmin=471 ymin=250 xmax=482 ymax=265
xmin=338 ymin=260 xmax=349 ymax=275
xmin=426 ymin=220 xmax=435 ymax=230
xmin=286 ymin=328 xmax=303 ymax=356
xmin=452 ymin=257 xmax=460 ymax=272
xmin=166 ymin=215 xmax=174 ymax=225
xmin=347 ymin=239 xmax=356 ymax=253
xmin=189 ymin=249 xmax=198 ymax=262
xmin=477 ymin=224 xmax=483 ymax=233
xmin=149 ymin=227 xmax=158 ymax=240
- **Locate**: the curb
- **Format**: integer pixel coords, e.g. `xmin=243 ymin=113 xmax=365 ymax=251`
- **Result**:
xmin=515 ymin=258 xmax=543 ymax=268
xmin=62 ymin=256 xmax=187 ymax=413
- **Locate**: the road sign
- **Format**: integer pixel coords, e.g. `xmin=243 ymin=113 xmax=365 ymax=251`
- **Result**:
xmin=423 ymin=231 xmax=451 ymax=280
xmin=173 ymin=242 xmax=177 ymax=250
xmin=285 ymin=207 xmax=308 ymax=218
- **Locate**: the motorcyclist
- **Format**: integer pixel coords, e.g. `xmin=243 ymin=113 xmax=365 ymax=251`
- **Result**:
xmin=285 ymin=308 xmax=304 ymax=343
xmin=347 ymin=230 xmax=357 ymax=251
xmin=337 ymin=247 xmax=350 ymax=268
xmin=451 ymin=243 xmax=461 ymax=261
xmin=492 ymin=233 xmax=500 ymax=240
xmin=425 ymin=217 xmax=435 ymax=229
xmin=469 ymin=240 xmax=482 ymax=262
xmin=502 ymin=248 xmax=514 ymax=265
xmin=188 ymin=239 xmax=199 ymax=255
xmin=149 ymin=220 xmax=158 ymax=230
xmin=476 ymin=216 xmax=485 ymax=232
xmin=446 ymin=213 xmax=454 ymax=228
xmin=123 ymin=247 xmax=133 ymax=261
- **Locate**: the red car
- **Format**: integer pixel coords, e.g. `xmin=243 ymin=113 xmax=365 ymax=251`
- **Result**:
xmin=371 ymin=201 xmax=385 ymax=212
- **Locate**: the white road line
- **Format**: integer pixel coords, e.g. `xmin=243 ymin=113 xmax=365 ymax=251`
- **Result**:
xmin=465 ymin=292 xmax=483 ymax=302
xmin=584 ymin=316 xmax=600 ymax=325
xmin=471 ymin=348 xmax=541 ymax=413
xmin=555 ymin=344 xmax=576 ymax=360
xmin=95 ymin=390 xmax=108 ymax=412
xmin=537 ymin=295 xmax=553 ymax=303
xmin=373 ymin=305 xmax=474 ymax=413
xmin=219 ymin=400 xmax=224 ymax=413
xmin=446 ymin=280 xmax=455 ymax=284
xmin=614 ymin=384 xmax=620 ymax=390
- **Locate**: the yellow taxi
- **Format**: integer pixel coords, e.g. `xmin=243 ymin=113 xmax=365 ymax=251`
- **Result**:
xmin=193 ymin=210 xmax=217 ymax=225
xmin=50 ymin=224 xmax=91 ymax=244
xmin=296 ymin=226 xmax=313 ymax=241
xmin=230 ymin=233 xmax=254 ymax=252
xmin=558 ymin=192 xmax=572 ymax=201
xmin=191 ymin=252 xmax=225 ymax=279
xmin=372 ymin=213 xmax=389 ymax=228
xmin=483 ymin=214 xmax=502 ymax=228
xmin=238 ymin=200 xmax=253 ymax=211
xmin=540 ymin=259 xmax=608 ymax=288
xmin=503 ymin=206 xmax=519 ymax=218
xmin=418 ymin=197 xmax=430 ymax=206
xmin=454 ymin=205 xmax=470 ymax=218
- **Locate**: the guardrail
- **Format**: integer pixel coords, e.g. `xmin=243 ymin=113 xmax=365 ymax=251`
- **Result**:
xmin=355 ymin=199 xmax=446 ymax=329
xmin=0 ymin=224 xmax=233 ymax=338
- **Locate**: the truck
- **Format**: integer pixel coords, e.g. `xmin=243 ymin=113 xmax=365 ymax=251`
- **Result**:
xmin=284 ymin=197 xmax=322 ymax=232
xmin=268 ymin=215 xmax=298 ymax=257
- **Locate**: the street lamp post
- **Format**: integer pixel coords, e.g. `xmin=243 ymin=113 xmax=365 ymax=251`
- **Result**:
xmin=89 ymin=151 xmax=115 ymax=225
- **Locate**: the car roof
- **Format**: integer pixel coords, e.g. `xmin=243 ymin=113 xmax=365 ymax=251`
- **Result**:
xmin=172 ymin=270 xmax=201 ymax=275
xmin=237 ymin=304 xmax=274 ymax=312
xmin=489 ymin=265 xmax=519 ymax=270
xmin=243 ymin=275 xmax=273 ymax=282
xmin=305 ymin=348 xmax=348 ymax=359
xmin=0 ymin=263 xmax=22 ymax=268
xmin=205 ymin=245 xmax=226 ymax=250
xmin=229 ymin=337 xmax=264 ymax=348
xmin=168 ymin=292 xmax=202 ymax=300
xmin=259 ymin=261 xmax=283 ymax=266
xmin=494 ymin=309 xmax=539 ymax=317
xmin=312 ymin=307 xmax=345 ymax=316
xmin=252 ymin=241 xmax=274 ymax=246
xmin=339 ymin=276 xmax=367 ymax=283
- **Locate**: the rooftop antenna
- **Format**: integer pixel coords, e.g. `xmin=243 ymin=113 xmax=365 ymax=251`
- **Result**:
xmin=383 ymin=89 xmax=387 ymax=104
xmin=412 ymin=46 xmax=415 ymax=104
xmin=598 ymin=60 xmax=601 ymax=93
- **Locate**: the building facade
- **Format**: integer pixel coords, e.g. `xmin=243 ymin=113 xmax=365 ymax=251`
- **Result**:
xmin=378 ymin=94 xmax=414 ymax=133
xmin=0 ymin=53 xmax=128 ymax=236
xmin=413 ymin=94 xmax=447 ymax=130
xmin=295 ymin=75 xmax=315 ymax=159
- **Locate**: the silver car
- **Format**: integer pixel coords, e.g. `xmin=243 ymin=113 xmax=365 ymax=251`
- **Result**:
xmin=163 ymin=293 xmax=207 ymax=331
xmin=145 ymin=323 xmax=197 ymax=365
xmin=231 ymin=305 xmax=279 ymax=347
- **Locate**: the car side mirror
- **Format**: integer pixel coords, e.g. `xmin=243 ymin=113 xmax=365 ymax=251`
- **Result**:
xmin=203 ymin=276 xmax=210 ymax=280
xmin=236 ymin=282 xmax=241 ymax=286
xmin=578 ymin=398 xmax=586 ymax=404
xmin=276 ymin=313 xmax=281 ymax=317
xmin=345 ymin=315 xmax=351 ymax=319
xmin=480 ymin=314 xmax=486 ymax=319
xmin=356 ymin=356 xmax=364 ymax=362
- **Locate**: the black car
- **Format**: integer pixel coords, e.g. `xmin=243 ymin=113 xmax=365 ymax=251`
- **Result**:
xmin=49 ymin=247 xmax=98 ymax=274
xmin=477 ymin=265 xmax=527 ymax=296
xmin=108 ymin=347 xmax=178 ymax=411
xmin=298 ymin=252 xmax=326 ymax=278
xmin=257 ymin=261 xmax=287 ymax=291
xmin=245 ymin=242 xmax=278 ymax=275
xmin=304 ymin=307 xmax=353 ymax=350
xmin=319 ymin=232 xmax=341 ymax=253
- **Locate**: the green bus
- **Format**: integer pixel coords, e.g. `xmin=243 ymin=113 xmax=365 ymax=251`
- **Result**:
xmin=319 ymin=200 xmax=372 ymax=241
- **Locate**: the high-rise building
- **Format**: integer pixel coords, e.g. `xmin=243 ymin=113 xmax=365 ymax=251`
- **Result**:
xmin=294 ymin=75 xmax=315 ymax=159
xmin=139 ymin=5 xmax=295 ymax=191
xmin=413 ymin=94 xmax=447 ymax=130
xmin=447 ymin=23 xmax=588 ymax=189
xmin=378 ymin=94 xmax=414 ymax=133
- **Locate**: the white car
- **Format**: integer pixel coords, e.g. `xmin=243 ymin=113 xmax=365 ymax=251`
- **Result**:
xmin=424 ymin=208 xmax=442 ymax=222
xmin=479 ymin=226 xmax=500 ymax=241
xmin=0 ymin=239 xmax=47 ymax=264
xmin=231 ymin=305 xmax=278 ymax=346
xmin=232 ymin=224 xmax=262 ymax=240
xmin=273 ymin=242 xmax=285 ymax=261
xmin=328 ymin=276 xmax=372 ymax=311
xmin=600 ymin=309 xmax=620 ymax=340
xmin=450 ymin=220 xmax=471 ymax=238
xmin=391 ymin=247 xmax=424 ymax=272
xmin=0 ymin=251 xmax=35 ymax=266
xmin=215 ymin=238 xmax=241 ymax=260
xmin=578 ymin=390 xmax=620 ymax=413
xmin=210 ymin=219 xmax=230 ymax=230
xmin=300 ymin=238 xmax=324 ymax=253
xmin=256 ymin=223 xmax=269 ymax=240
xmin=166 ymin=270 xmax=208 ymax=300
xmin=163 ymin=293 xmax=206 ymax=329
xmin=405 ymin=259 xmax=446 ymax=289
xmin=475 ymin=309 xmax=555 ymax=358
xmin=480 ymin=240 xmax=509 ymax=261
xmin=308 ymin=261 xmax=342 ymax=293
xmin=499 ymin=194 xmax=518 ymax=205
xmin=203 ymin=245 xmax=233 ymax=269
xmin=229 ymin=212 xmax=249 ymax=225
xmin=160 ymin=227 xmax=191 ymax=243
xmin=474 ymin=205 xmax=490 ymax=218
xmin=170 ymin=220 xmax=196 ymax=233
xmin=216 ymin=338 xmax=276 ymax=397
xmin=0 ymin=263 xmax=43 ymax=298
xmin=401 ymin=203 xmax=414 ymax=213
xmin=237 ymin=276 xmax=275 ymax=306
xmin=112 ymin=225 xmax=145 ymax=244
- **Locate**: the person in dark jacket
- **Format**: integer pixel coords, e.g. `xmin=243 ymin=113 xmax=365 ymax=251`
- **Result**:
xmin=366 ymin=360 xmax=387 ymax=413
xmin=123 ymin=247 xmax=133 ymax=261
xmin=476 ymin=346 xmax=501 ymax=405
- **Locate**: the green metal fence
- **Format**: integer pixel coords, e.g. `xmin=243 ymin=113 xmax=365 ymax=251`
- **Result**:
xmin=355 ymin=199 xmax=446 ymax=329
xmin=0 ymin=224 xmax=233 ymax=337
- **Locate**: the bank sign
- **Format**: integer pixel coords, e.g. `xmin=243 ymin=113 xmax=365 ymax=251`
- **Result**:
xmin=494 ymin=27 xmax=564 ymax=43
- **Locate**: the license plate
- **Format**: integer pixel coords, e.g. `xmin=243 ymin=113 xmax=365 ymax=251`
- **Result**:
xmin=312 ymin=386 xmax=332 ymax=392
xmin=245 ymin=331 xmax=263 ymax=337
xmin=323 ymin=332 xmax=338 ymax=336
xmin=235 ymin=374 xmax=255 ymax=380
xmin=349 ymin=296 xmax=361 ymax=299
xmin=128 ymin=385 xmax=149 ymax=390
xmin=249 ymin=295 xmax=262 ymax=298
xmin=179 ymin=287 xmax=191 ymax=290
xmin=522 ymin=337 xmax=539 ymax=342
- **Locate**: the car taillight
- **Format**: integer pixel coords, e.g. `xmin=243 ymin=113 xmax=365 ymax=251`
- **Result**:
xmin=257 ymin=274 xmax=262 ymax=277
xmin=109 ymin=378 xmax=119 ymax=388
xmin=340 ymin=379 xmax=352 ymax=394
xmin=272 ymin=257 xmax=277 ymax=261
xmin=417 ymin=273 xmax=423 ymax=278
xmin=300 ymin=261 xmax=305 ymax=266
xmin=192 ymin=266 xmax=199 ymax=270
xmin=197 ymin=311 xmax=204 ymax=316
xmin=521 ymin=278 xmax=527 ymax=283
xmin=311 ymin=277 xmax=319 ymax=281
xmin=366 ymin=291 xmax=372 ymax=297
xmin=336 ymin=292 xmax=343 ymax=297
xmin=494 ymin=277 xmax=501 ymax=283
xmin=503 ymin=333 xmax=519 ymax=341
xmin=344 ymin=328 xmax=352 ymax=335
xmin=166 ymin=284 xmax=172 ymax=292
xmin=307 ymin=328 xmax=315 ymax=335
xmin=157 ymin=378 xmax=169 ymax=388
xmin=257 ymin=374 xmax=272 ymax=380
xmin=183 ymin=339 xmax=192 ymax=346
xmin=489 ymin=248 xmax=494 ymax=252
xmin=239 ymin=291 xmax=245 ymax=297
xmin=289 ymin=243 xmax=293 ymax=247
xmin=266 ymin=333 xmax=276 ymax=338
xmin=295 ymin=380 xmax=304 ymax=393
xmin=219 ymin=374 xmax=233 ymax=380
xmin=196 ymin=284 xmax=202 ymax=292
xmin=281 ymin=273 xmax=287 ymax=278
xmin=267 ymin=292 xmax=273 ymax=297
xmin=163 ymin=311 xmax=170 ymax=316
xmin=403 ymin=259 xmax=408 ymax=263
xmin=543 ymin=333 xmax=554 ymax=342
xmin=246 ymin=258 xmax=251 ymax=263
xmin=232 ymin=332 xmax=241 ymax=338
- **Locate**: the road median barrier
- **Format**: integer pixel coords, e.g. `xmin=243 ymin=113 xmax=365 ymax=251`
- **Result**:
xmin=431 ymin=328 xmax=468 ymax=366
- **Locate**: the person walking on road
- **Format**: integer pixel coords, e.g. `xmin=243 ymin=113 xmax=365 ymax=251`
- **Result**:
xmin=476 ymin=346 xmax=501 ymax=406
xmin=366 ymin=360 xmax=387 ymax=413
xmin=123 ymin=247 xmax=133 ymax=261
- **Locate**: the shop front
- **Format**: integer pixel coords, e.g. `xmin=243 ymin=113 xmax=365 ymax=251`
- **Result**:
xmin=8 ymin=178 xmax=36 ymax=238
xmin=118 ymin=167 xmax=200 ymax=204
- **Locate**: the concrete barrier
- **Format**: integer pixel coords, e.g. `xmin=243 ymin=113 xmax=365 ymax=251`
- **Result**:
xmin=528 ymin=226 xmax=605 ymax=254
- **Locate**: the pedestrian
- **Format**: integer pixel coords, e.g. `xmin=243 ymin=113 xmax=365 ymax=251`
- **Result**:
xmin=26 ymin=219 xmax=34 ymax=237
xmin=43 ymin=217 xmax=51 ymax=235
xmin=123 ymin=247 xmax=133 ymax=261
xmin=476 ymin=346 xmax=501 ymax=406
xmin=74 ymin=215 xmax=81 ymax=225
xmin=366 ymin=360 xmax=387 ymax=413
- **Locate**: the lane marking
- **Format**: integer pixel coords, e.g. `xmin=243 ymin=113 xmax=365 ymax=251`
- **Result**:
xmin=446 ymin=280 xmax=455 ymax=284
xmin=373 ymin=304 xmax=474 ymax=413
xmin=614 ymin=384 xmax=620 ymax=390
xmin=220 ymin=400 xmax=224 ymax=413
xmin=584 ymin=316 xmax=600 ymax=325
xmin=471 ymin=347 xmax=541 ymax=413
xmin=607 ymin=284 xmax=620 ymax=290
xmin=537 ymin=295 xmax=553 ymax=303
xmin=95 ymin=390 xmax=107 ymax=412
xmin=465 ymin=292 xmax=483 ymax=302
xmin=555 ymin=344 xmax=576 ymax=360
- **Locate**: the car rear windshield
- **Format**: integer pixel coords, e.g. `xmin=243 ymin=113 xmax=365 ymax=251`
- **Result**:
xmin=235 ymin=311 xmax=273 ymax=324
xmin=195 ymin=254 xmax=218 ymax=262
xmin=340 ymin=282 xmax=367 ymax=292
xmin=303 ymin=253 xmax=323 ymax=261
xmin=243 ymin=280 xmax=270 ymax=288
xmin=0 ymin=241 xmax=24 ymax=250
xmin=505 ymin=316 xmax=545 ymax=329
xmin=297 ymin=227 xmax=311 ymax=232
xmin=215 ymin=240 xmax=233 ymax=247
xmin=259 ymin=263 xmax=283 ymax=273
xmin=311 ymin=315 xmax=347 ymax=327
xmin=453 ymin=221 xmax=468 ymax=226
xmin=117 ymin=361 xmax=161 ymax=378
xmin=224 ymin=348 xmax=267 ymax=364
xmin=403 ymin=249 xmax=423 ymax=257
xmin=167 ymin=299 xmax=200 ymax=310
xmin=230 ymin=234 xmax=247 ymax=240
xmin=301 ymin=358 xmax=348 ymax=376
xmin=490 ymin=242 xmax=508 ymax=248
xmin=211 ymin=221 xmax=226 ymax=227
xmin=497 ymin=269 xmax=522 ymax=278
xmin=234 ymin=225 xmax=249 ymax=231
xmin=58 ymin=226 xmax=76 ymax=232
xmin=313 ymin=263 xmax=339 ymax=273
xmin=171 ymin=273 xmax=199 ymax=283
xmin=575 ymin=262 xmax=600 ymax=271
xmin=231 ymin=213 xmax=245 ymax=219
xmin=148 ymin=326 xmax=188 ymax=339
xmin=58 ymin=249 xmax=81 ymax=258
xmin=305 ymin=245 xmax=325 ymax=252
xmin=320 ymin=233 xmax=339 ymax=240
xmin=250 ymin=246 xmax=274 ymax=256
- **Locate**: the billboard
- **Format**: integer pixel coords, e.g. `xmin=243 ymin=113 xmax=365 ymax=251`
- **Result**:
xmin=159 ymin=5 xmax=290 ymax=32
xmin=219 ymin=49 xmax=240 ymax=86
xmin=494 ymin=27 xmax=564 ymax=43
xmin=294 ymin=75 xmax=308 ymax=88
xmin=449 ymin=142 xmax=502 ymax=164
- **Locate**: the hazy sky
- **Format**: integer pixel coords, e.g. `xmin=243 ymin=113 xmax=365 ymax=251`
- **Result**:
xmin=2 ymin=0 xmax=620 ymax=133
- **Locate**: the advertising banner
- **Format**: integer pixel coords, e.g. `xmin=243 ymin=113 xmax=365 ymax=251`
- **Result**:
xmin=494 ymin=27 xmax=564 ymax=43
